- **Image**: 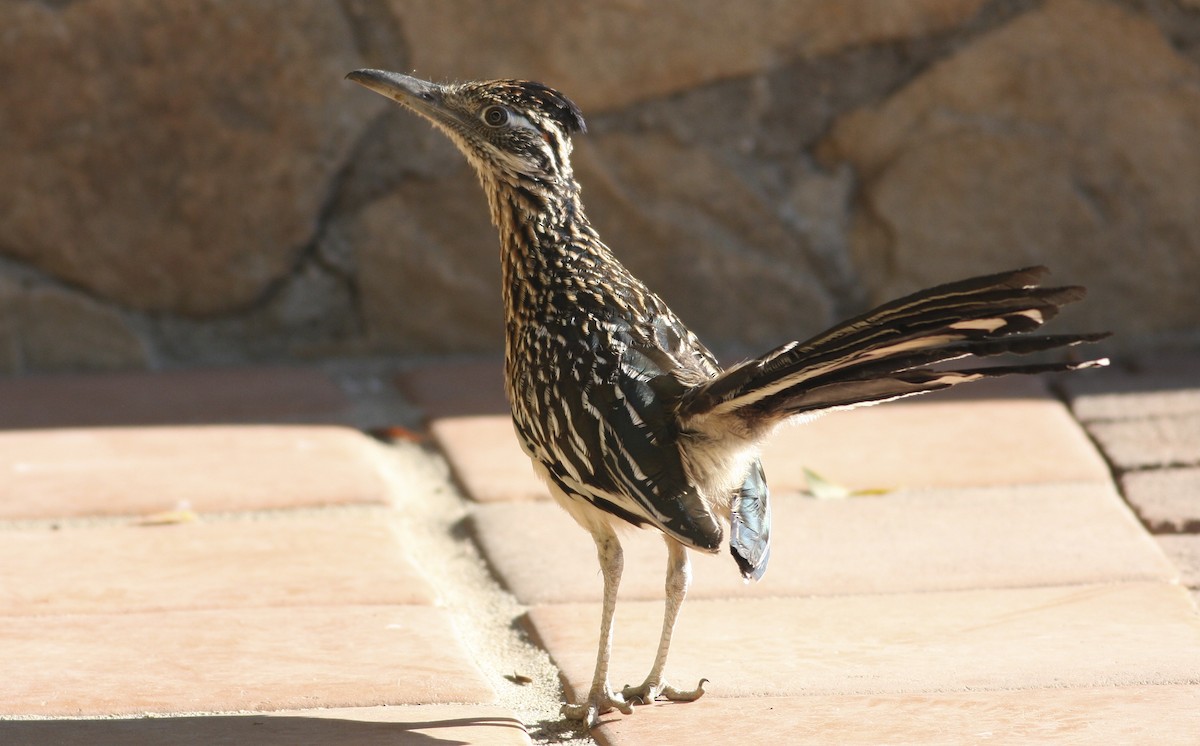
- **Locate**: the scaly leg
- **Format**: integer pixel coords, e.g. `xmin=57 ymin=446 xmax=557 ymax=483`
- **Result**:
xmin=622 ymin=537 xmax=706 ymax=705
xmin=560 ymin=525 xmax=633 ymax=728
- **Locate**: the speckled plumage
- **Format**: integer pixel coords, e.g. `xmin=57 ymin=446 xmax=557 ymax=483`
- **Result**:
xmin=347 ymin=69 xmax=1108 ymax=729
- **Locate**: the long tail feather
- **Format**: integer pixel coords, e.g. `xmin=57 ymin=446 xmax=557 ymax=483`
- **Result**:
xmin=681 ymin=267 xmax=1108 ymax=431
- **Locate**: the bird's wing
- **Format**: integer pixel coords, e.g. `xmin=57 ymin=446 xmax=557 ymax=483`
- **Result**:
xmin=628 ymin=310 xmax=772 ymax=577
xmin=532 ymin=307 xmax=726 ymax=552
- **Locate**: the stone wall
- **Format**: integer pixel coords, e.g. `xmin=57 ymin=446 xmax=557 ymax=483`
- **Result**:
xmin=2 ymin=0 xmax=1198 ymax=373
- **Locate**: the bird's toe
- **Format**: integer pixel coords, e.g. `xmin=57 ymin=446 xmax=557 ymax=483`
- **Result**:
xmin=622 ymin=677 xmax=707 ymax=705
xmin=561 ymin=688 xmax=633 ymax=728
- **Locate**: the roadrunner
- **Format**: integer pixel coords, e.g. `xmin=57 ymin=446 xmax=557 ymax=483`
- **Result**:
xmin=347 ymin=69 xmax=1108 ymax=727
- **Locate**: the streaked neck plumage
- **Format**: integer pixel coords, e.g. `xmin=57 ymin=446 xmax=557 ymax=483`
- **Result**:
xmin=473 ymin=152 xmax=605 ymax=323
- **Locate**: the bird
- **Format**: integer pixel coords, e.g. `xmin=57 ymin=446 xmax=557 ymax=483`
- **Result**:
xmin=346 ymin=69 xmax=1109 ymax=728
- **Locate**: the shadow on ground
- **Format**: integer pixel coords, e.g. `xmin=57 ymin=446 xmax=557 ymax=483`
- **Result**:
xmin=0 ymin=714 xmax=528 ymax=746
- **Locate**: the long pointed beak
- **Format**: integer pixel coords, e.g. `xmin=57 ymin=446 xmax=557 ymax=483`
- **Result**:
xmin=346 ymin=69 xmax=452 ymax=124
xmin=346 ymin=69 xmax=436 ymax=101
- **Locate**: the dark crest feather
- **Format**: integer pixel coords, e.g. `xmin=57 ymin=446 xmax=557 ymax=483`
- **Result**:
xmin=504 ymin=80 xmax=587 ymax=134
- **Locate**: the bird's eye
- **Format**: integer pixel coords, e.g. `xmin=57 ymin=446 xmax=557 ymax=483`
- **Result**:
xmin=482 ymin=106 xmax=509 ymax=127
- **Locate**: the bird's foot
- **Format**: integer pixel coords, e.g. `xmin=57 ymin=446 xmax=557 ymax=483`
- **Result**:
xmin=560 ymin=686 xmax=632 ymax=729
xmin=621 ymin=677 xmax=707 ymax=705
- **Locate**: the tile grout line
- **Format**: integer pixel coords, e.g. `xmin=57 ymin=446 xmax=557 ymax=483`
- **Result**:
xmin=1047 ymin=377 xmax=1199 ymax=602
xmin=367 ymin=437 xmax=598 ymax=746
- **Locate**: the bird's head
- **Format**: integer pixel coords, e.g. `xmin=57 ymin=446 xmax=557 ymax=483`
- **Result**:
xmin=346 ymin=69 xmax=586 ymax=186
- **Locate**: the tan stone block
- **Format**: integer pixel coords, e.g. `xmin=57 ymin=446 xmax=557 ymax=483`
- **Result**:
xmin=760 ymin=377 xmax=1111 ymax=492
xmin=820 ymin=0 xmax=1200 ymax=342
xmin=0 ymin=425 xmax=388 ymax=519
xmin=0 ymin=510 xmax=436 ymax=615
xmin=593 ymin=686 xmax=1200 ymax=745
xmin=0 ymin=606 xmax=494 ymax=716
xmin=527 ymin=583 xmax=1200 ymax=699
xmin=399 ymin=0 xmax=985 ymax=111
xmin=431 ymin=416 xmax=546 ymax=502
xmin=0 ymin=2 xmax=376 ymax=316
xmin=471 ymin=483 xmax=1175 ymax=604
xmin=0 ymin=705 xmax=531 ymax=746
xmin=350 ymin=176 xmax=506 ymax=358
xmin=4 ymin=284 xmax=148 ymax=374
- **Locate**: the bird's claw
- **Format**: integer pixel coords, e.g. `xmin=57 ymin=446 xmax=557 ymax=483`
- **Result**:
xmin=621 ymin=677 xmax=708 ymax=705
xmin=561 ymin=687 xmax=633 ymax=729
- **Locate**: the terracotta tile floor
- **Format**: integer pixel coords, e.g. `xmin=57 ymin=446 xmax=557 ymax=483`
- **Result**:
xmin=407 ymin=358 xmax=1200 ymax=744
xmin=1 ymin=359 xmax=1198 ymax=745
xmin=1061 ymin=351 xmax=1200 ymax=645
xmin=0 ymin=366 xmax=526 ymax=745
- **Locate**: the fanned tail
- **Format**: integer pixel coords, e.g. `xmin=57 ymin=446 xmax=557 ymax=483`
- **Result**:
xmin=681 ymin=266 xmax=1109 ymax=432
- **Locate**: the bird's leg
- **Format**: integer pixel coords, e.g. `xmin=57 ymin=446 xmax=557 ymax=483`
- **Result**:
xmin=561 ymin=525 xmax=633 ymax=728
xmin=622 ymin=538 xmax=706 ymax=705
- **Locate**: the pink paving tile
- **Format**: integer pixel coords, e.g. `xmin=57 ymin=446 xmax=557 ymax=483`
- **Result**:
xmin=1070 ymin=381 xmax=1200 ymax=421
xmin=526 ymin=582 xmax=1200 ymax=700
xmin=1120 ymin=467 xmax=1200 ymax=532
xmin=0 ymin=605 xmax=494 ymax=716
xmin=592 ymin=686 xmax=1200 ymax=745
xmin=0 ymin=510 xmax=435 ymax=615
xmin=0 ymin=705 xmax=531 ymax=746
xmin=431 ymin=416 xmax=546 ymax=502
xmin=0 ymin=367 xmax=349 ymax=429
xmin=1060 ymin=352 xmax=1200 ymax=422
xmin=470 ymin=483 xmax=1175 ymax=604
xmin=1156 ymin=534 xmax=1200 ymax=589
xmin=397 ymin=358 xmax=508 ymax=418
xmin=0 ymin=425 xmax=388 ymax=519
xmin=758 ymin=376 xmax=1111 ymax=492
xmin=432 ymin=377 xmax=1111 ymax=504
xmin=1087 ymin=414 xmax=1200 ymax=470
